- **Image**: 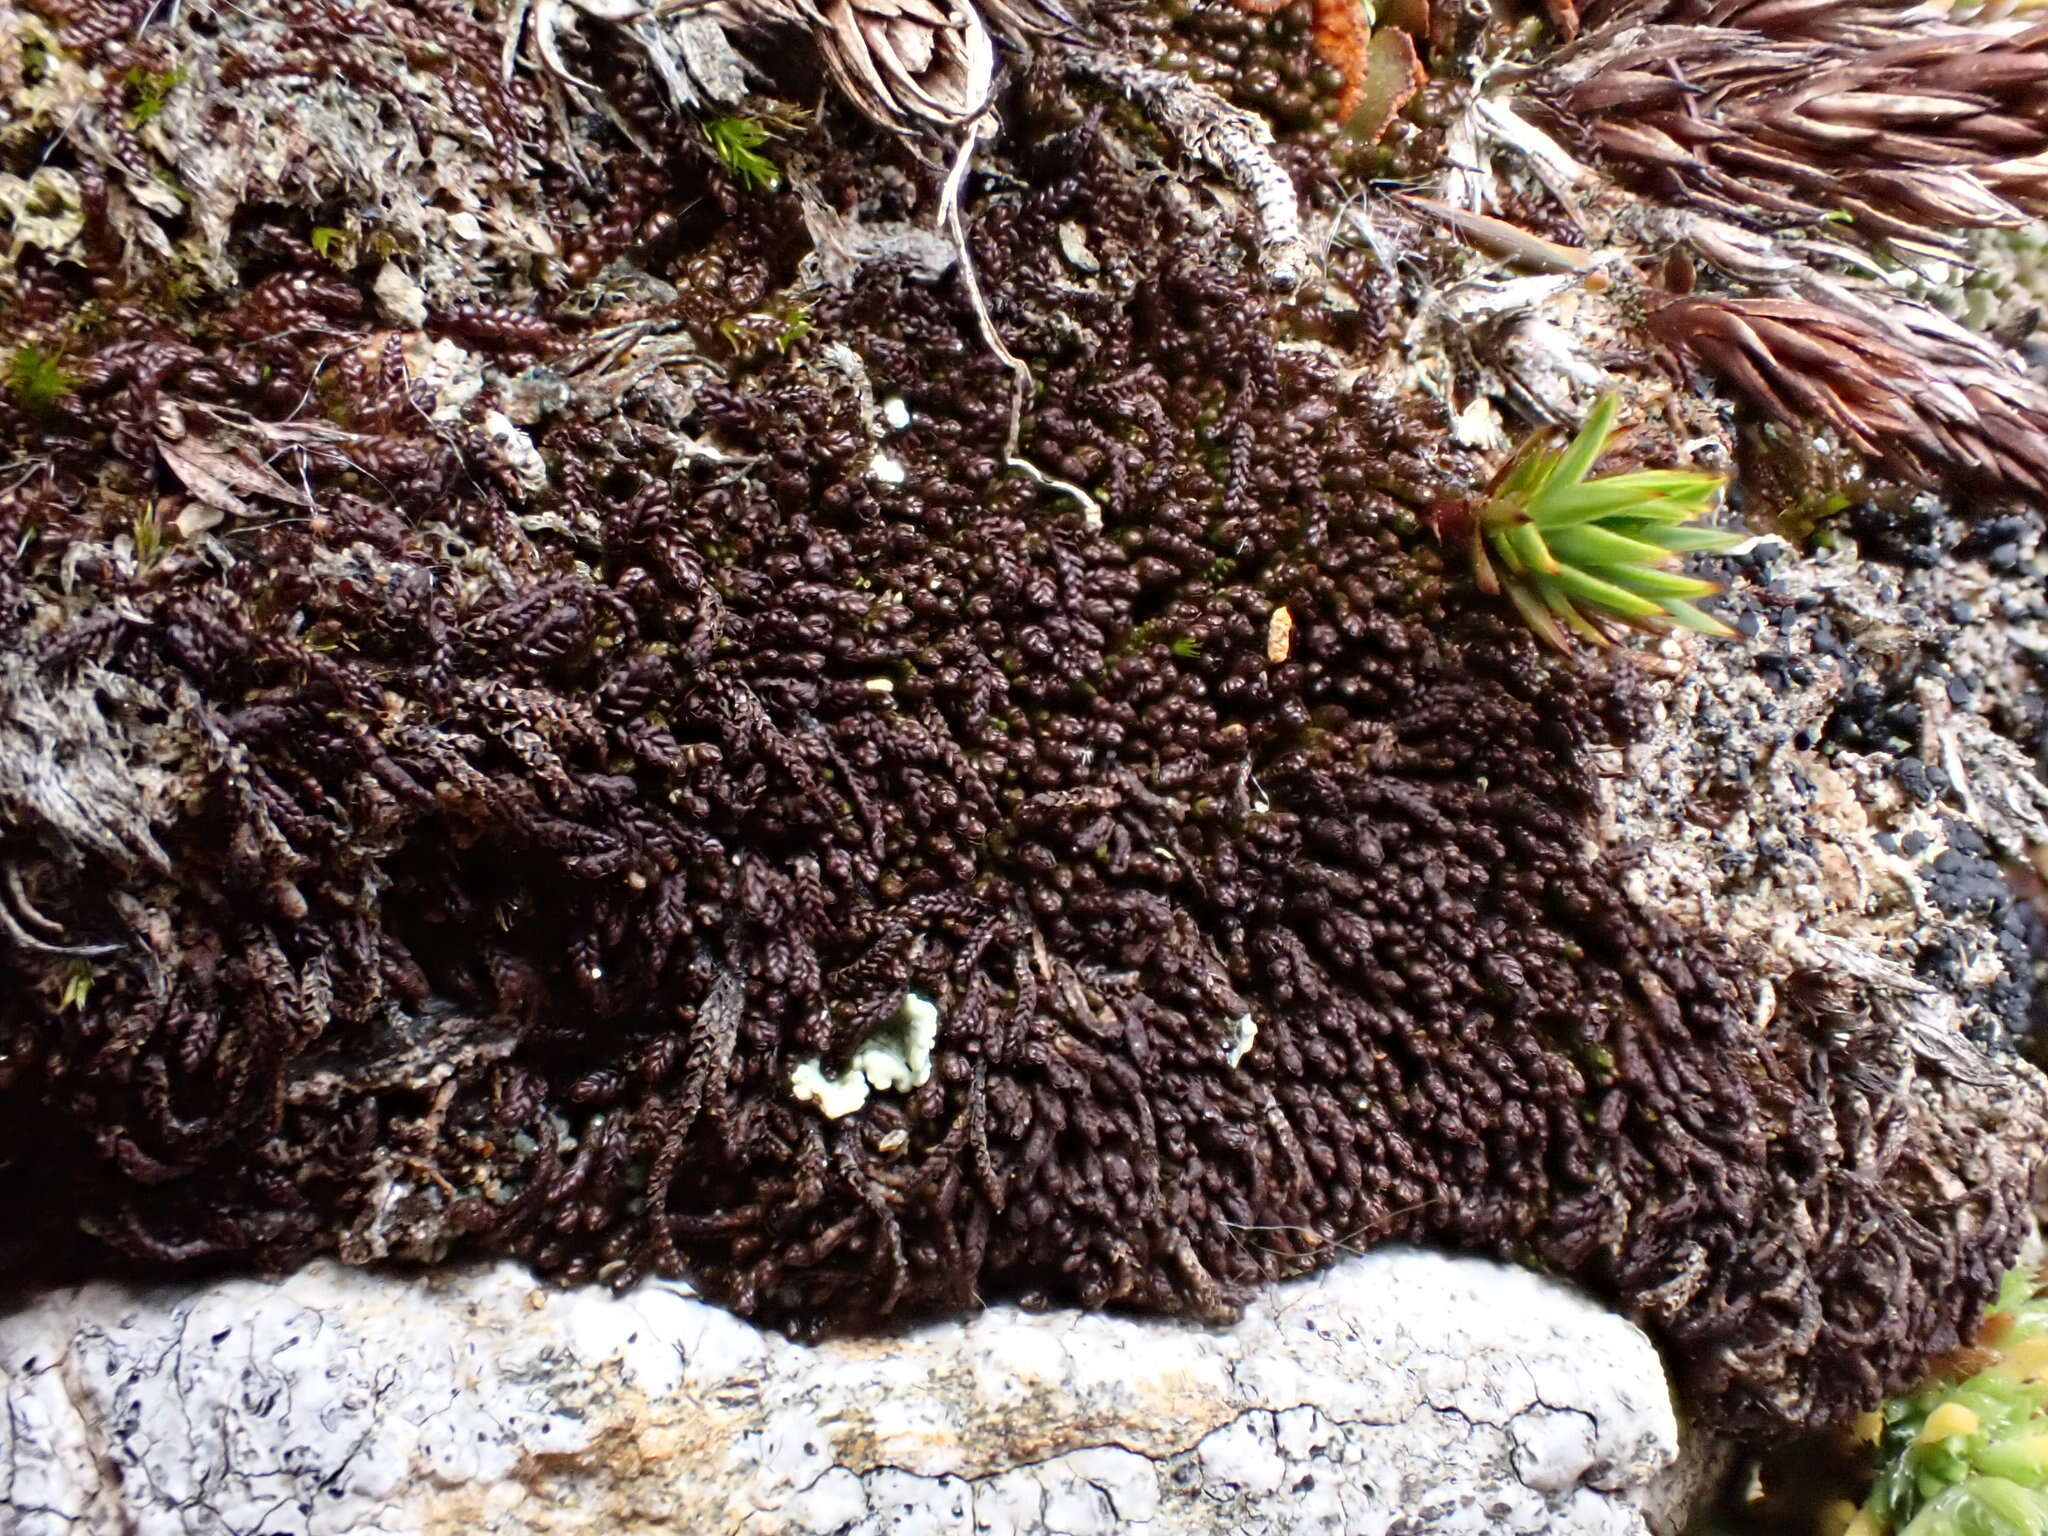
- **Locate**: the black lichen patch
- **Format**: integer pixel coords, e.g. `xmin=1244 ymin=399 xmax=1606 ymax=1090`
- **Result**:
xmin=0 ymin=3 xmax=2034 ymax=1444
xmin=1918 ymin=821 xmax=2041 ymax=1043
xmin=1845 ymin=491 xmax=1955 ymax=574
xmin=1821 ymin=641 xmax=2048 ymax=1049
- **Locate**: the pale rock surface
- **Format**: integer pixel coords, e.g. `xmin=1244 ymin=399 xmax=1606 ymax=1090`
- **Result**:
xmin=0 ymin=1247 xmax=1678 ymax=1536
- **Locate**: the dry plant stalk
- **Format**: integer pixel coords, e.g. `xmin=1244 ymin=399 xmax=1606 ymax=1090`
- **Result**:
xmin=1542 ymin=10 xmax=2048 ymax=252
xmin=1652 ymin=294 xmax=2048 ymax=498
xmin=520 ymin=0 xmax=1080 ymax=130
xmin=1576 ymin=0 xmax=1948 ymax=41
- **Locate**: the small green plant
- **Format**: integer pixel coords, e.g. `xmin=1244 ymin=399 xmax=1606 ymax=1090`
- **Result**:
xmin=716 ymin=300 xmax=816 ymax=360
xmin=773 ymin=303 xmax=813 ymax=352
xmin=6 ymin=344 xmax=73 ymax=413
xmin=1429 ymin=396 xmax=1743 ymax=652
xmin=58 ymin=961 xmax=94 ymax=1012
xmin=132 ymin=506 xmax=165 ymax=571
xmin=310 ymin=225 xmax=351 ymax=265
xmin=703 ymin=115 xmax=781 ymax=192
xmin=1829 ymin=1267 xmax=2048 ymax=1536
xmin=124 ymin=64 xmax=188 ymax=127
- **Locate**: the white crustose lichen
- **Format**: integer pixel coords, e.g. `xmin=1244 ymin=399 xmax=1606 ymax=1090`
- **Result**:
xmin=789 ymin=992 xmax=941 ymax=1119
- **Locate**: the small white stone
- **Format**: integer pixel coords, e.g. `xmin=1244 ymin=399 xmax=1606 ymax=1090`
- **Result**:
xmin=1057 ymin=221 xmax=1101 ymax=274
xmin=881 ymin=396 xmax=911 ymax=430
xmin=481 ymin=410 xmax=548 ymax=496
xmin=372 ymin=262 xmax=428 ymax=328
xmin=1224 ymin=1013 xmax=1258 ymax=1069
xmin=1452 ymin=395 xmax=1507 ymax=451
xmin=1267 ymin=605 xmax=1293 ymax=664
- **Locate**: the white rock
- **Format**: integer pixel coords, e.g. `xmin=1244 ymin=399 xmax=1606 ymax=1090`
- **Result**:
xmin=480 ymin=409 xmax=548 ymax=496
xmin=372 ymin=261 xmax=428 ymax=328
xmin=0 ymin=1248 xmax=1681 ymax=1535
xmin=1224 ymin=1012 xmax=1258 ymax=1068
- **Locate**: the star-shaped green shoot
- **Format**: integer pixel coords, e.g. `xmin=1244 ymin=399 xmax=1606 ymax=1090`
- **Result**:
xmin=1433 ymin=396 xmax=1744 ymax=652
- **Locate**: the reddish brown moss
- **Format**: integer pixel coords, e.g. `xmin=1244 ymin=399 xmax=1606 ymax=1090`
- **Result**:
xmin=0 ymin=0 xmax=2034 ymax=1444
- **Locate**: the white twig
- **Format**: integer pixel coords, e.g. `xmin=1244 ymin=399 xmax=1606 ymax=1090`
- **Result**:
xmin=941 ymin=116 xmax=1104 ymax=529
xmin=1069 ymin=51 xmax=1311 ymax=290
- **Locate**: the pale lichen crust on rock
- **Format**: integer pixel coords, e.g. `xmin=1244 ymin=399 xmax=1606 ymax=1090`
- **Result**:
xmin=0 ymin=1249 xmax=1682 ymax=1536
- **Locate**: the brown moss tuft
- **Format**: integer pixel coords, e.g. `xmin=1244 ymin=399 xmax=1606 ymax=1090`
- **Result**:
xmin=0 ymin=0 xmax=2039 ymax=1446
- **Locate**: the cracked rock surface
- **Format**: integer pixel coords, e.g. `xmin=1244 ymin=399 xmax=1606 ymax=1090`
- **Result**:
xmin=0 ymin=1248 xmax=1676 ymax=1535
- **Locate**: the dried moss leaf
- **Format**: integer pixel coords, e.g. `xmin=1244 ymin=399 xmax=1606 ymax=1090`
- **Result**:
xmin=1345 ymin=26 xmax=1426 ymax=146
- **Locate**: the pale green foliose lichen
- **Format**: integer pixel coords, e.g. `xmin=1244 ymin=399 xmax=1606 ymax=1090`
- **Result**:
xmin=789 ymin=993 xmax=939 ymax=1119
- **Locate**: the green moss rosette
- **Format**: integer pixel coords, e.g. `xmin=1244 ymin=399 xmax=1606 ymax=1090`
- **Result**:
xmin=1439 ymin=394 xmax=1743 ymax=651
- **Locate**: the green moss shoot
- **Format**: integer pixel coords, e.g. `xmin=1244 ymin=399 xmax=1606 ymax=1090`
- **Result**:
xmin=7 ymin=346 xmax=74 ymax=414
xmin=703 ymin=116 xmax=781 ymax=192
xmin=124 ymin=64 xmax=188 ymax=127
xmin=1437 ymin=396 xmax=1742 ymax=652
